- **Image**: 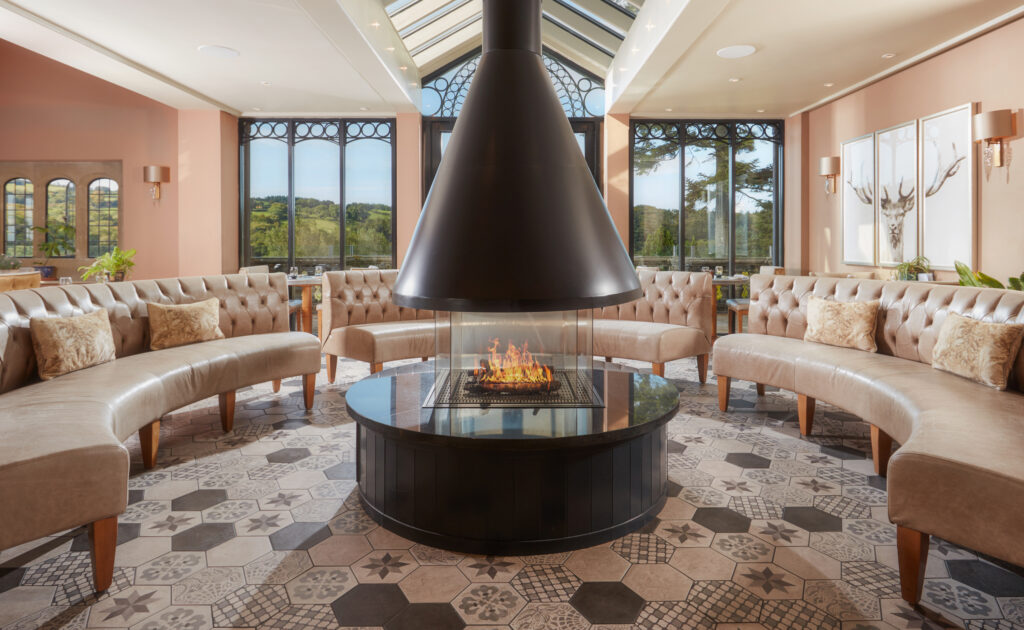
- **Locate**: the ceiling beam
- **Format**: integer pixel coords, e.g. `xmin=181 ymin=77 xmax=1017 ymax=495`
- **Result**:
xmin=294 ymin=0 xmax=420 ymax=113
xmin=541 ymin=21 xmax=611 ymax=76
xmin=572 ymin=0 xmax=633 ymax=34
xmin=542 ymin=0 xmax=622 ymax=55
xmin=605 ymin=0 xmax=730 ymax=114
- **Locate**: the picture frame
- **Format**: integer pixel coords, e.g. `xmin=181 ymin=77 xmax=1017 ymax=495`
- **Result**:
xmin=841 ymin=133 xmax=876 ymax=266
xmin=919 ymin=103 xmax=976 ymax=270
xmin=874 ymin=120 xmax=918 ymax=267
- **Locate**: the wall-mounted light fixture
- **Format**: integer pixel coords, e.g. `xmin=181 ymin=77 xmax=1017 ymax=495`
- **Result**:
xmin=973 ymin=109 xmax=1016 ymax=173
xmin=143 ymin=166 xmax=170 ymax=200
xmin=819 ymin=156 xmax=840 ymax=194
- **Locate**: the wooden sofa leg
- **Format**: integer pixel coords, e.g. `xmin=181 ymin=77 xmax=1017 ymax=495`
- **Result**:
xmin=219 ymin=392 xmax=235 ymax=433
xmin=798 ymin=394 xmax=815 ymax=435
xmin=604 ymin=356 xmax=613 ymax=363
xmin=696 ymin=354 xmax=708 ymax=384
xmin=756 ymin=383 xmax=766 ymax=396
xmin=652 ymin=362 xmax=665 ymax=377
xmin=89 ymin=516 xmax=117 ymax=592
xmin=303 ymin=373 xmax=316 ymax=409
xmin=718 ymin=376 xmax=730 ymax=411
xmin=326 ymin=355 xmax=338 ymax=384
xmin=139 ymin=420 xmax=160 ymax=470
xmin=421 ymin=357 xmax=429 ymax=362
xmin=271 ymin=379 xmax=281 ymax=393
xmin=897 ymin=526 xmax=929 ymax=604
xmin=871 ymin=425 xmax=894 ymax=476
xmin=370 ymin=362 xmax=383 ymax=374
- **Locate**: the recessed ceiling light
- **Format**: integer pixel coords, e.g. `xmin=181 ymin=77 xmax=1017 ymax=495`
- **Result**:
xmin=756 ymin=108 xmax=765 ymax=113
xmin=252 ymin=107 xmax=262 ymax=112
xmin=260 ymin=80 xmax=272 ymax=86
xmin=359 ymin=107 xmax=369 ymax=111
xmin=409 ymin=82 xmax=418 ymax=87
xmin=370 ymin=21 xmax=380 ymax=28
xmin=881 ymin=52 xmax=896 ymax=59
xmin=631 ymin=47 xmax=640 ymax=54
xmin=197 ymin=44 xmax=239 ymax=58
xmin=728 ymin=77 xmax=741 ymax=83
xmin=665 ymin=108 xmax=673 ymax=112
xmin=823 ymin=82 xmax=834 ymax=87
xmin=645 ymin=22 xmax=655 ymax=31
xmin=385 ymin=46 xmax=395 ymax=52
xmin=716 ymin=44 xmax=756 ymax=59
xmin=399 ymin=65 xmax=408 ymax=71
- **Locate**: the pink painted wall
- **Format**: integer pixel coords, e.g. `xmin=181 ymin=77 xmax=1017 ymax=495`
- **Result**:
xmin=603 ymin=113 xmax=631 ymax=247
xmin=178 ymin=110 xmax=239 ymax=276
xmin=395 ymin=113 xmax=422 ymax=267
xmin=783 ymin=112 xmax=810 ymax=273
xmin=0 ymin=39 xmax=180 ymax=279
xmin=794 ymin=17 xmax=1024 ymax=281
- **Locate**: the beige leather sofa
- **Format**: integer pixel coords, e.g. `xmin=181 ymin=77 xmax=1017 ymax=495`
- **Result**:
xmin=320 ymin=269 xmax=713 ymax=382
xmin=0 ymin=273 xmax=321 ymax=593
xmin=713 ymin=274 xmax=1024 ymax=605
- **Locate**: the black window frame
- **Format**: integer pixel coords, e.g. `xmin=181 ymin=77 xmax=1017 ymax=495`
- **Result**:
xmin=628 ymin=119 xmax=785 ymax=274
xmin=239 ymin=117 xmax=398 ymax=271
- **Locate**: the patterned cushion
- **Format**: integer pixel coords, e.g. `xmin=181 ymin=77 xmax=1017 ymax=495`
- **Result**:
xmin=148 ymin=298 xmax=225 ymax=350
xmin=29 ymin=308 xmax=116 ymax=380
xmin=803 ymin=296 xmax=879 ymax=353
xmin=931 ymin=312 xmax=1024 ymax=390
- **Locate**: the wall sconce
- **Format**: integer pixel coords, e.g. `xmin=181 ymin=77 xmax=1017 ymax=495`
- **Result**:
xmin=143 ymin=166 xmax=170 ymax=200
xmin=973 ymin=109 xmax=1015 ymax=175
xmin=819 ymin=156 xmax=840 ymax=194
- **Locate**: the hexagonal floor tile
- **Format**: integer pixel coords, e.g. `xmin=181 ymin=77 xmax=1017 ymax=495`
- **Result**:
xmin=269 ymin=522 xmax=331 ymax=550
xmin=171 ymin=489 xmax=228 ymax=512
xmin=669 ymin=547 xmax=737 ymax=581
xmin=564 ymin=547 xmax=630 ymax=583
xmin=511 ymin=602 xmax=589 ymax=630
xmin=724 ymin=453 xmax=772 ymax=469
xmin=452 ymin=582 xmax=525 ymax=625
xmin=398 ymin=566 xmax=469 ymax=603
xmin=458 ymin=555 xmax=524 ymax=582
xmin=285 ymin=566 xmax=356 ymax=603
xmin=386 ymin=602 xmax=464 ymax=630
xmin=622 ymin=563 xmax=693 ymax=601
xmin=352 ymin=549 xmax=417 ymax=583
xmin=654 ymin=519 xmax=714 ymax=547
xmin=510 ymin=565 xmax=581 ymax=602
xmin=170 ymin=523 xmax=235 ymax=552
xmin=331 ymin=583 xmax=409 ymax=626
xmin=732 ymin=562 xmax=804 ymax=599
xmin=782 ymin=506 xmax=843 ymax=532
xmin=266 ymin=447 xmax=312 ymax=464
xmin=692 ymin=507 xmax=752 ymax=533
xmin=310 ymin=534 xmax=373 ymax=566
xmin=568 ymin=582 xmax=644 ymax=625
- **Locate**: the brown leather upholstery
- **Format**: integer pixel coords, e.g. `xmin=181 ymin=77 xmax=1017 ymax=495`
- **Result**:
xmin=713 ymin=274 xmax=1024 ymax=568
xmin=0 ymin=273 xmax=322 ymax=553
xmin=0 ymin=270 xmax=41 ymax=292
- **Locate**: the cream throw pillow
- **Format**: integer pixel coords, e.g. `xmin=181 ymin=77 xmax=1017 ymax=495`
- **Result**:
xmin=30 ymin=308 xmax=116 ymax=380
xmin=931 ymin=312 xmax=1024 ymax=390
xmin=148 ymin=298 xmax=225 ymax=350
xmin=803 ymin=296 xmax=880 ymax=352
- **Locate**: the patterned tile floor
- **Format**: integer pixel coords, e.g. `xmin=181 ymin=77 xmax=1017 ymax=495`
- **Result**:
xmin=2 ymin=357 xmax=1023 ymax=629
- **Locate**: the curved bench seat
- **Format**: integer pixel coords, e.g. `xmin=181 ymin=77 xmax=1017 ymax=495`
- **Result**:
xmin=713 ymin=274 xmax=1024 ymax=606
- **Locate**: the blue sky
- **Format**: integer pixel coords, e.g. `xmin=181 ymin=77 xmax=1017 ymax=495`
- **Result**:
xmin=250 ymin=138 xmax=392 ymax=205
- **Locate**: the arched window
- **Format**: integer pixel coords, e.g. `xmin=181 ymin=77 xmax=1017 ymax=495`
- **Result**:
xmin=88 ymin=178 xmax=119 ymax=257
xmin=46 ymin=178 xmax=76 ymax=257
xmin=3 ymin=178 xmax=34 ymax=257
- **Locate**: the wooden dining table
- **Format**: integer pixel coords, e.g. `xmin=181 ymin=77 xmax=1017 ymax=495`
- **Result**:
xmin=286 ymin=275 xmax=322 ymax=334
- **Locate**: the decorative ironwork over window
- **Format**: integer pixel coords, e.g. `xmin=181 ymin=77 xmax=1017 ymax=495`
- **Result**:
xmin=88 ymin=178 xmax=119 ymax=258
xmin=421 ymin=49 xmax=605 ymax=118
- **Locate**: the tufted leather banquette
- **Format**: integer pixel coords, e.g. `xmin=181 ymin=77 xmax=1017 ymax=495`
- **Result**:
xmin=713 ymin=274 xmax=1024 ymax=604
xmin=0 ymin=273 xmax=322 ymax=592
xmin=319 ymin=269 xmax=713 ymax=380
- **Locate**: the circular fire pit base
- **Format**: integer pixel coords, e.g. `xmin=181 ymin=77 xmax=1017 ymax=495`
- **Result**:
xmin=345 ymin=361 xmax=678 ymax=555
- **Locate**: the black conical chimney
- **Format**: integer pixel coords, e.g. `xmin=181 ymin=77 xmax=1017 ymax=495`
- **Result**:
xmin=392 ymin=0 xmax=641 ymax=312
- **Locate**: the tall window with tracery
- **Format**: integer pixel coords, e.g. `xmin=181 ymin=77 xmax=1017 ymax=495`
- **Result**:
xmin=88 ymin=178 xmax=119 ymax=258
xmin=46 ymin=178 xmax=76 ymax=257
xmin=3 ymin=178 xmax=34 ymax=258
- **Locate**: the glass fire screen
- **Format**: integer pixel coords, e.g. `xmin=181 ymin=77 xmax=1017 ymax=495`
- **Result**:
xmin=426 ymin=310 xmax=603 ymax=408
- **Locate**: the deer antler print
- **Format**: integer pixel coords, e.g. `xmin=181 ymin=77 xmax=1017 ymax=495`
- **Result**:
xmin=846 ymin=165 xmax=873 ymax=206
xmin=925 ymin=141 xmax=966 ymax=197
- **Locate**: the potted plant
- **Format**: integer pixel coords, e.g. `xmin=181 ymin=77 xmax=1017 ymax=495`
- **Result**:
xmin=0 ymin=254 xmax=21 ymax=270
xmin=955 ymin=261 xmax=1023 ymax=291
xmin=31 ymin=223 xmax=75 ymax=279
xmin=894 ymin=255 xmax=931 ymax=281
xmin=79 ymin=246 xmax=136 ymax=282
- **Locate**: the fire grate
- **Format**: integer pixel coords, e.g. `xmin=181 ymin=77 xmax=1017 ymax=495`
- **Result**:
xmin=426 ymin=369 xmax=604 ymax=408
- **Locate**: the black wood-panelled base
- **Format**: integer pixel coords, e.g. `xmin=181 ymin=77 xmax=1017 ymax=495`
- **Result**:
xmin=356 ymin=422 xmax=668 ymax=555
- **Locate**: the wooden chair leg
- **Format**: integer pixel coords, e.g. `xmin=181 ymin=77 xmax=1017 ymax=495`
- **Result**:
xmin=604 ymin=356 xmax=613 ymax=363
xmin=652 ymin=362 xmax=665 ymax=377
xmin=695 ymin=354 xmax=708 ymax=384
xmin=711 ymin=311 xmax=718 ymax=341
xmin=718 ymin=376 xmax=730 ymax=411
xmin=89 ymin=516 xmax=117 ymax=592
xmin=737 ymin=314 xmax=744 ymax=333
xmin=218 ymin=391 xmax=235 ymax=433
xmin=303 ymin=373 xmax=316 ymax=409
xmin=756 ymin=383 xmax=766 ymax=396
xmin=728 ymin=310 xmax=736 ymax=335
xmin=871 ymin=425 xmax=895 ymax=476
xmin=421 ymin=357 xmax=429 ymax=362
xmin=370 ymin=362 xmax=383 ymax=374
xmin=797 ymin=394 xmax=815 ymax=435
xmin=139 ymin=420 xmax=160 ymax=470
xmin=271 ymin=379 xmax=281 ymax=393
xmin=326 ymin=355 xmax=338 ymax=384
xmin=897 ymin=526 xmax=929 ymax=604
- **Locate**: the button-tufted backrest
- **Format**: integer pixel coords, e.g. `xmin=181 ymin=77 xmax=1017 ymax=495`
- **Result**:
xmin=320 ymin=270 xmax=432 ymax=341
xmin=0 ymin=273 xmax=289 ymax=394
xmin=748 ymin=274 xmax=1024 ymax=391
xmin=594 ymin=270 xmax=714 ymax=342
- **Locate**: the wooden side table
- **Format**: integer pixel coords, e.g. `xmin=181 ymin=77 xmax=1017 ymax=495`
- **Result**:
xmin=727 ymin=298 xmax=750 ymax=334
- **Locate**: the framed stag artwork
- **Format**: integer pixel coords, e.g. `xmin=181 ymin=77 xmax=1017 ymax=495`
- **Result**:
xmin=920 ymin=103 xmax=975 ymax=270
xmin=841 ymin=133 xmax=876 ymax=266
xmin=874 ymin=121 xmax=918 ymax=266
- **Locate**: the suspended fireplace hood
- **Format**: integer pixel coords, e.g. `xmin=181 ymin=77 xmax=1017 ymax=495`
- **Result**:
xmin=392 ymin=0 xmax=641 ymax=313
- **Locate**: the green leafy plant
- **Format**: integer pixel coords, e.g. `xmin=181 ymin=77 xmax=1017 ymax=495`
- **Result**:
xmin=955 ymin=260 xmax=1023 ymax=291
xmin=79 ymin=246 xmax=136 ymax=282
xmin=32 ymin=223 xmax=76 ymax=265
xmin=894 ymin=255 xmax=931 ymax=281
xmin=0 ymin=254 xmax=21 ymax=270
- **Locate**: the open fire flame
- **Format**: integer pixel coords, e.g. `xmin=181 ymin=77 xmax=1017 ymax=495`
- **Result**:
xmin=475 ymin=338 xmax=554 ymax=389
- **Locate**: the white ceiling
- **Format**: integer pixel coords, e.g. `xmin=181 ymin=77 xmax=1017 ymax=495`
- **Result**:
xmin=619 ymin=0 xmax=1024 ymax=118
